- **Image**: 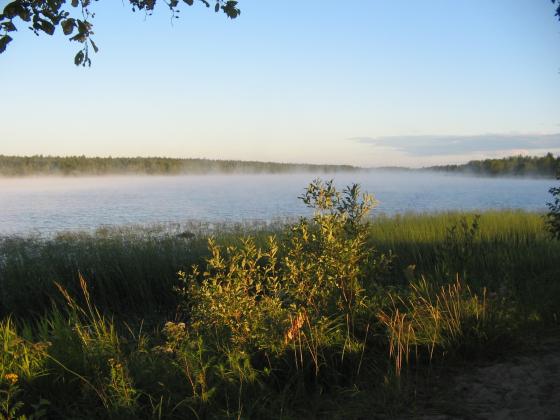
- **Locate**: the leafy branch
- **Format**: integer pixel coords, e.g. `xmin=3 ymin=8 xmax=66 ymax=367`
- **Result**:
xmin=0 ymin=0 xmax=240 ymax=66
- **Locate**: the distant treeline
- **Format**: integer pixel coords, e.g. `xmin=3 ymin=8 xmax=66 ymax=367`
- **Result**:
xmin=426 ymin=153 xmax=560 ymax=178
xmin=0 ymin=155 xmax=358 ymax=176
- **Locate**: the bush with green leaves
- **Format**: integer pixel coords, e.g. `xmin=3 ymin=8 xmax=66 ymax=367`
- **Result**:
xmin=546 ymin=179 xmax=560 ymax=240
xmin=179 ymin=179 xmax=388 ymax=364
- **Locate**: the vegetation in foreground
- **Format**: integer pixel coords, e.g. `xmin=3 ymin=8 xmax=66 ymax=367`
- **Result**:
xmin=1 ymin=180 xmax=560 ymax=419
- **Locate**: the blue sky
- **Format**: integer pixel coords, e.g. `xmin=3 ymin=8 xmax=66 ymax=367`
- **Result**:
xmin=1 ymin=0 xmax=559 ymax=167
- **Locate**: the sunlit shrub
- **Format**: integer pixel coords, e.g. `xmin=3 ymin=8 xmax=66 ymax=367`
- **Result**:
xmin=179 ymin=179 xmax=388 ymax=366
xmin=0 ymin=319 xmax=49 ymax=418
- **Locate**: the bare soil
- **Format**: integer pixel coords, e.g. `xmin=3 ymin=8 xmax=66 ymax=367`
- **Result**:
xmin=409 ymin=337 xmax=560 ymax=420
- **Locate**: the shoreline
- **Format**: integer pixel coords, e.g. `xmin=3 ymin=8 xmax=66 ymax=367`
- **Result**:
xmin=0 ymin=209 xmax=549 ymax=239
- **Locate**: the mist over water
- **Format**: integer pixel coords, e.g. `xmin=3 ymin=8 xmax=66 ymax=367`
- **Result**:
xmin=0 ymin=172 xmax=554 ymax=235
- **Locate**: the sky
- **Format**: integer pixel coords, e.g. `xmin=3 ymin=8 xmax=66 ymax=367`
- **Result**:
xmin=1 ymin=0 xmax=559 ymax=167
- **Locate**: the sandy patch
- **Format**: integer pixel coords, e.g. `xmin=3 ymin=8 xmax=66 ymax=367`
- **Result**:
xmin=412 ymin=338 xmax=560 ymax=419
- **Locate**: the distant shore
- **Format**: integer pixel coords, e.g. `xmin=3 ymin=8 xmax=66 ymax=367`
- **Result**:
xmin=0 ymin=153 xmax=558 ymax=178
xmin=0 ymin=155 xmax=360 ymax=177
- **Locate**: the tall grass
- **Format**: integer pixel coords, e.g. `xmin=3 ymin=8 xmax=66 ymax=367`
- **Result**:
xmin=2 ymin=211 xmax=556 ymax=319
xmin=0 ymin=222 xmax=278 ymax=318
xmin=369 ymin=211 xmax=560 ymax=321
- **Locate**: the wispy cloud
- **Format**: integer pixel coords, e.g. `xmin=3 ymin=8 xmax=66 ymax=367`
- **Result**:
xmin=351 ymin=133 xmax=560 ymax=156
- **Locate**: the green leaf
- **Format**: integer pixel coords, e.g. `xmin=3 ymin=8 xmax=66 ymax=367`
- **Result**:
xmin=61 ymin=18 xmax=75 ymax=35
xmin=71 ymin=0 xmax=79 ymax=7
xmin=17 ymin=7 xmax=30 ymax=22
xmin=37 ymin=19 xmax=55 ymax=35
xmin=74 ymin=50 xmax=84 ymax=66
xmin=90 ymin=38 xmax=98 ymax=53
xmin=0 ymin=35 xmax=12 ymax=54
xmin=183 ymin=0 xmax=194 ymax=5
xmin=2 ymin=2 xmax=20 ymax=19
xmin=2 ymin=21 xmax=16 ymax=32
xmin=223 ymin=1 xmax=240 ymax=18
xmin=215 ymin=2 xmax=220 ymax=12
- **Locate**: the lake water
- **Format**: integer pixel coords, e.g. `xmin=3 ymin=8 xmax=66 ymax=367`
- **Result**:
xmin=0 ymin=172 xmax=555 ymax=235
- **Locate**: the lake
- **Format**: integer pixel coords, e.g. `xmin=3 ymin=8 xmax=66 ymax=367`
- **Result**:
xmin=0 ymin=172 xmax=556 ymax=235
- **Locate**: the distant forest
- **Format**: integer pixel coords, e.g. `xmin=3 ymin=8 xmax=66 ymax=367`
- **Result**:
xmin=0 ymin=155 xmax=359 ymax=176
xmin=426 ymin=153 xmax=560 ymax=178
xmin=2 ymin=154 xmax=559 ymax=178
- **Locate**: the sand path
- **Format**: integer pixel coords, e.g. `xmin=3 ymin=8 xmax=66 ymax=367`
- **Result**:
xmin=414 ymin=338 xmax=560 ymax=420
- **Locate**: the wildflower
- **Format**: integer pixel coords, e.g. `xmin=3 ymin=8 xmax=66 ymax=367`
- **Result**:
xmin=4 ymin=373 xmax=18 ymax=385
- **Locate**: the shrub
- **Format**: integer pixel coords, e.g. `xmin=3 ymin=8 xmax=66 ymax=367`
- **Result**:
xmin=0 ymin=319 xmax=49 ymax=418
xmin=179 ymin=179 xmax=388 ymax=367
xmin=546 ymin=178 xmax=560 ymax=239
xmin=435 ymin=214 xmax=480 ymax=278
